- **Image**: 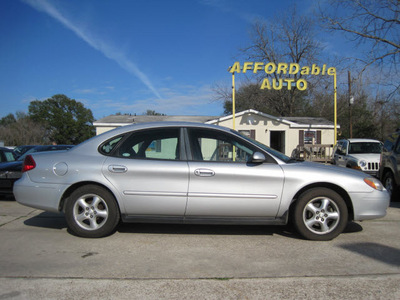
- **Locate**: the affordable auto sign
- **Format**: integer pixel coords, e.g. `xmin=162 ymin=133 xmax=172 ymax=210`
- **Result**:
xmin=229 ymin=62 xmax=336 ymax=91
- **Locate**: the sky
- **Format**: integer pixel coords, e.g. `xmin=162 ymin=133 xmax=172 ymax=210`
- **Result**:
xmin=0 ymin=0 xmax=338 ymax=121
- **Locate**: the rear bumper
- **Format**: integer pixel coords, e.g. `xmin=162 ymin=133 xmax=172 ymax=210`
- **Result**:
xmin=13 ymin=174 xmax=68 ymax=213
xmin=350 ymin=189 xmax=390 ymax=221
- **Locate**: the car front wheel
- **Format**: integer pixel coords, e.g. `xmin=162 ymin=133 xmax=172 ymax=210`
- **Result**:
xmin=65 ymin=185 xmax=120 ymax=238
xmin=293 ymin=188 xmax=348 ymax=241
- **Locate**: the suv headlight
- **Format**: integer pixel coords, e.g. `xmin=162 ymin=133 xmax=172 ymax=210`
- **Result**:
xmin=359 ymin=160 xmax=367 ymax=168
xmin=364 ymin=177 xmax=383 ymax=191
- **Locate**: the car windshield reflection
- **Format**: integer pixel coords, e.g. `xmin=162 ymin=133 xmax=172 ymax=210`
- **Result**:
xmin=232 ymin=129 xmax=291 ymax=163
xmin=349 ymin=142 xmax=382 ymax=154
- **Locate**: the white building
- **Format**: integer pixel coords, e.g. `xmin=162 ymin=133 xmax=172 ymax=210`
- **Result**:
xmin=93 ymin=109 xmax=338 ymax=157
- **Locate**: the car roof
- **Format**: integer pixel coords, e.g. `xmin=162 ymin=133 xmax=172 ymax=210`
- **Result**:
xmin=0 ymin=147 xmax=13 ymax=151
xmin=339 ymin=138 xmax=381 ymax=143
xmin=99 ymin=121 xmax=232 ymax=140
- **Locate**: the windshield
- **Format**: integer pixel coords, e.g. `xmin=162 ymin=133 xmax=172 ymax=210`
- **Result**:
xmin=348 ymin=142 xmax=382 ymax=154
xmin=232 ymin=129 xmax=292 ymax=163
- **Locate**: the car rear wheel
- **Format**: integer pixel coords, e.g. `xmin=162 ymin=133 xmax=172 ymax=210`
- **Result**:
xmin=293 ymin=188 xmax=348 ymax=241
xmin=65 ymin=185 xmax=120 ymax=238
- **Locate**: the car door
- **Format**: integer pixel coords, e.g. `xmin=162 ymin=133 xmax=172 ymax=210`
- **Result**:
xmin=333 ymin=141 xmax=341 ymax=165
xmin=335 ymin=141 xmax=348 ymax=167
xmin=102 ymin=127 xmax=189 ymax=216
xmin=185 ymin=127 xmax=284 ymax=218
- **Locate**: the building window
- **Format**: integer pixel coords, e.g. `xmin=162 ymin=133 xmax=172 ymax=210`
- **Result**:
xmin=238 ymin=130 xmax=255 ymax=140
xmin=300 ymin=130 xmax=321 ymax=145
xmin=304 ymin=131 xmax=316 ymax=144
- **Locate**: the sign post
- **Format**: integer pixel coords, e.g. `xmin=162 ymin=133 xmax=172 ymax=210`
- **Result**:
xmin=232 ymin=70 xmax=236 ymax=130
xmin=333 ymin=72 xmax=338 ymax=145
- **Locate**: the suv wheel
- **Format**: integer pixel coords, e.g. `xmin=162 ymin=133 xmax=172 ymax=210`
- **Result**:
xmin=383 ymin=172 xmax=398 ymax=201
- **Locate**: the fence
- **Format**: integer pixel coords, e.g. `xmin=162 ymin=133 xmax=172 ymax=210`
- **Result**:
xmin=291 ymin=144 xmax=334 ymax=164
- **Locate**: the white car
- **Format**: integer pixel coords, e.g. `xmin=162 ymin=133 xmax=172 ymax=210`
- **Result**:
xmin=332 ymin=139 xmax=382 ymax=177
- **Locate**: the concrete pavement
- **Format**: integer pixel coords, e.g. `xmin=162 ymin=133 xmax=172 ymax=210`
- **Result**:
xmin=1 ymin=198 xmax=399 ymax=299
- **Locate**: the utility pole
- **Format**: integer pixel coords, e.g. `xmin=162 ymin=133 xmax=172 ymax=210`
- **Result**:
xmin=348 ymin=71 xmax=353 ymax=138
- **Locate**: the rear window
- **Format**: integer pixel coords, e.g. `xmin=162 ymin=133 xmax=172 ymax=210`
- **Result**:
xmin=99 ymin=135 xmax=124 ymax=155
xmin=4 ymin=152 xmax=15 ymax=162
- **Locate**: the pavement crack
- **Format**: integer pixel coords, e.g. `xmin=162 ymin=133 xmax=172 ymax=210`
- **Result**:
xmin=81 ymin=252 xmax=98 ymax=258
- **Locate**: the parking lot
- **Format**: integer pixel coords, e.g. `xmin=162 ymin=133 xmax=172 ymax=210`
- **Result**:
xmin=1 ymin=196 xmax=399 ymax=299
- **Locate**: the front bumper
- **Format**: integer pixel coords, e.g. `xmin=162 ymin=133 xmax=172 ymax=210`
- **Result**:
xmin=350 ymin=189 xmax=390 ymax=221
xmin=363 ymin=170 xmax=379 ymax=178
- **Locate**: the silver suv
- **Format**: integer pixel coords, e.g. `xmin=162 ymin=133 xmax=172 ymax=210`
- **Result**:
xmin=380 ymin=131 xmax=400 ymax=201
xmin=332 ymin=139 xmax=382 ymax=177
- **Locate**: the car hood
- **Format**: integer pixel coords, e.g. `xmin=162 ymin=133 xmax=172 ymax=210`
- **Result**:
xmin=0 ymin=161 xmax=23 ymax=172
xmin=346 ymin=153 xmax=381 ymax=162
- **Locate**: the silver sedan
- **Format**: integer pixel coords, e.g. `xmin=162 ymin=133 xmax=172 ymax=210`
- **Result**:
xmin=14 ymin=122 xmax=390 ymax=240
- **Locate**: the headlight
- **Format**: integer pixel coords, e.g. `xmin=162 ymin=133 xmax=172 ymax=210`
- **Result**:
xmin=364 ymin=177 xmax=383 ymax=191
xmin=359 ymin=160 xmax=367 ymax=168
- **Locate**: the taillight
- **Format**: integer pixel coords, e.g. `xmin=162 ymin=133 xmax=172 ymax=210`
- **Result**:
xmin=22 ymin=155 xmax=36 ymax=172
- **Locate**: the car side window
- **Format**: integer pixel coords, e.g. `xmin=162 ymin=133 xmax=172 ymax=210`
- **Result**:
xmin=116 ymin=128 xmax=180 ymax=160
xmin=335 ymin=142 xmax=344 ymax=155
xmin=188 ymin=128 xmax=255 ymax=162
xmin=99 ymin=135 xmax=124 ymax=154
xmin=342 ymin=141 xmax=349 ymax=155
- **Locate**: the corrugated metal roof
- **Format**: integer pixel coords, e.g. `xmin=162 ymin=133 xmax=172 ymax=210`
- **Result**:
xmin=94 ymin=111 xmax=336 ymax=127
xmin=94 ymin=115 xmax=218 ymax=125
xmin=285 ymin=117 xmax=335 ymax=126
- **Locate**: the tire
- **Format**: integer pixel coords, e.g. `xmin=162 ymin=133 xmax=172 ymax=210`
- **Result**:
xmin=383 ymin=172 xmax=398 ymax=201
xmin=292 ymin=188 xmax=348 ymax=241
xmin=65 ymin=185 xmax=120 ymax=238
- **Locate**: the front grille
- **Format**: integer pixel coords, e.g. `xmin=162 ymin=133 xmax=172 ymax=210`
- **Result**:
xmin=367 ymin=162 xmax=379 ymax=171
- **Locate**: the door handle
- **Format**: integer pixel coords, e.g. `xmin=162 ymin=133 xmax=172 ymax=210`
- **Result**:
xmin=108 ymin=165 xmax=128 ymax=173
xmin=194 ymin=168 xmax=215 ymax=177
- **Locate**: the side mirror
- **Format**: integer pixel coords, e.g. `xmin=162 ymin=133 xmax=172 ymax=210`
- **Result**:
xmin=251 ymin=152 xmax=266 ymax=163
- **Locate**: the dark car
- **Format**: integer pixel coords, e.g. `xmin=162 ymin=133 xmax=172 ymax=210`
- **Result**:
xmin=0 ymin=147 xmax=16 ymax=163
xmin=0 ymin=145 xmax=73 ymax=196
xmin=380 ymin=130 xmax=400 ymax=201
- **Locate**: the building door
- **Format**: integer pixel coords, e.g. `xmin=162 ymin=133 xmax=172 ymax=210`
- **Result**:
xmin=270 ymin=131 xmax=285 ymax=153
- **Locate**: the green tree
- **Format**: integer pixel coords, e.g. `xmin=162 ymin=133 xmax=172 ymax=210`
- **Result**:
xmin=0 ymin=113 xmax=17 ymax=127
xmin=28 ymin=94 xmax=95 ymax=145
xmin=144 ymin=110 xmax=165 ymax=116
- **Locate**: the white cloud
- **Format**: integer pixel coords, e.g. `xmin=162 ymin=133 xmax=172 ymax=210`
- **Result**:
xmin=93 ymin=84 xmax=221 ymax=116
xmin=22 ymin=0 xmax=162 ymax=99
